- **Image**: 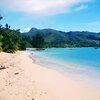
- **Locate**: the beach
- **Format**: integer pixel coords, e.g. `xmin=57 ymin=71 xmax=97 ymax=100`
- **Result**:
xmin=0 ymin=51 xmax=100 ymax=100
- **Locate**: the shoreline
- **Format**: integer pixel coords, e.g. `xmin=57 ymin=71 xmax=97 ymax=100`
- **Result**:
xmin=30 ymin=51 xmax=100 ymax=88
xmin=0 ymin=51 xmax=100 ymax=100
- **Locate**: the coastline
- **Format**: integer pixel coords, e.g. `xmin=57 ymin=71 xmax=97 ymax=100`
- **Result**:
xmin=0 ymin=51 xmax=100 ymax=100
xmin=30 ymin=48 xmax=100 ymax=88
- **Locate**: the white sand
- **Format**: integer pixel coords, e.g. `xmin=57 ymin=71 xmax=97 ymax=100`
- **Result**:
xmin=0 ymin=51 xmax=100 ymax=100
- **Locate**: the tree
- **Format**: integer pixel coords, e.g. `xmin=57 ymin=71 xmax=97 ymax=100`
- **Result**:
xmin=31 ymin=34 xmax=45 ymax=48
xmin=0 ymin=16 xmax=3 ymax=51
xmin=0 ymin=35 xmax=3 ymax=51
xmin=5 ymin=24 xmax=11 ymax=29
xmin=0 ymin=16 xmax=3 ymax=20
xmin=0 ymin=26 xmax=26 ymax=53
xmin=0 ymin=15 xmax=3 ymax=29
xmin=0 ymin=16 xmax=28 ymax=53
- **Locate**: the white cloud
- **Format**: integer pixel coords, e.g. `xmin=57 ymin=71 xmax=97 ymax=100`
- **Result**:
xmin=20 ymin=27 xmax=31 ymax=33
xmin=0 ymin=0 xmax=92 ymax=15
xmin=85 ymin=21 xmax=100 ymax=32
xmin=24 ymin=27 xmax=31 ymax=32
xmin=87 ymin=21 xmax=100 ymax=26
xmin=74 ymin=5 xmax=88 ymax=11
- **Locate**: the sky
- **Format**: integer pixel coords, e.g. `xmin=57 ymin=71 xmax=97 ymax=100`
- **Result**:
xmin=0 ymin=0 xmax=100 ymax=32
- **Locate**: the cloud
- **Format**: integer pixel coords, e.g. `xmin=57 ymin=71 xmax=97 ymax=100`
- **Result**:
xmin=74 ymin=5 xmax=88 ymax=11
xmin=85 ymin=21 xmax=100 ymax=32
xmin=0 ymin=0 xmax=92 ymax=15
xmin=24 ymin=27 xmax=31 ymax=32
xmin=87 ymin=21 xmax=100 ymax=26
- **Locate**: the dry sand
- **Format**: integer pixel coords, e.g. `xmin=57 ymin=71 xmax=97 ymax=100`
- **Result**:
xmin=0 ymin=51 xmax=100 ymax=100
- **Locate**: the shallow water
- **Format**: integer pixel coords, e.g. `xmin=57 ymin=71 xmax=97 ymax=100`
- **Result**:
xmin=28 ymin=48 xmax=100 ymax=87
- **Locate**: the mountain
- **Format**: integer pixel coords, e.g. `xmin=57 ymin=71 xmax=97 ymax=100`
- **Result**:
xmin=22 ymin=28 xmax=100 ymax=47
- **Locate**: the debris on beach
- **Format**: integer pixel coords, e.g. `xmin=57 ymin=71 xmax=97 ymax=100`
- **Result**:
xmin=0 ymin=65 xmax=6 ymax=70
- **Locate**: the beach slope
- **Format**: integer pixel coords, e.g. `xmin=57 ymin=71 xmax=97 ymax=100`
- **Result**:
xmin=0 ymin=51 xmax=100 ymax=100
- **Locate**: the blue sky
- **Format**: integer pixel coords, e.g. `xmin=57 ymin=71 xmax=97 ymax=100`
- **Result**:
xmin=0 ymin=0 xmax=100 ymax=32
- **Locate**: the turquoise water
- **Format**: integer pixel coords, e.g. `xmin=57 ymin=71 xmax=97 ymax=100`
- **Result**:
xmin=29 ymin=48 xmax=100 ymax=87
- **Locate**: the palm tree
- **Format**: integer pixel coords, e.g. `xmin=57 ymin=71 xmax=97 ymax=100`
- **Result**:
xmin=0 ymin=16 xmax=3 ymax=20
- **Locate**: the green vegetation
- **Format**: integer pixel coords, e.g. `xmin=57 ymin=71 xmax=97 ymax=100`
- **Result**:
xmin=0 ymin=16 xmax=45 ymax=53
xmin=23 ymin=28 xmax=100 ymax=48
xmin=0 ymin=15 xmax=100 ymax=53
xmin=0 ymin=25 xmax=22 ymax=53
xmin=31 ymin=33 xmax=45 ymax=48
xmin=0 ymin=16 xmax=32 ymax=53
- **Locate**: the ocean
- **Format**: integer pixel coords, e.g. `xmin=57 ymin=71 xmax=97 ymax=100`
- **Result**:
xmin=28 ymin=48 xmax=100 ymax=87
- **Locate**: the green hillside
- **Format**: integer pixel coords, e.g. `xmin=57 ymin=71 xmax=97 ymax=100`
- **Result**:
xmin=22 ymin=28 xmax=100 ymax=47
